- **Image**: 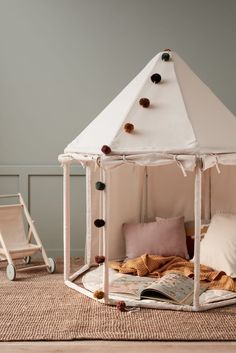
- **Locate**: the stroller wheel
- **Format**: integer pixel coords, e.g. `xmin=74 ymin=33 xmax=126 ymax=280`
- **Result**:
xmin=6 ymin=264 xmax=16 ymax=281
xmin=23 ymin=256 xmax=31 ymax=264
xmin=47 ymin=258 xmax=56 ymax=274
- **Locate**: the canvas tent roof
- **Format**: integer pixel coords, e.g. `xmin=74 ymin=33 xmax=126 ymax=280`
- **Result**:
xmin=63 ymin=51 xmax=236 ymax=157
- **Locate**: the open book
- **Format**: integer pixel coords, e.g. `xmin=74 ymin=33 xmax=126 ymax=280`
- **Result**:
xmin=109 ymin=272 xmax=208 ymax=305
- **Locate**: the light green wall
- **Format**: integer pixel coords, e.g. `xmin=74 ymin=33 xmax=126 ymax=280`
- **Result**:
xmin=0 ymin=0 xmax=235 ymax=255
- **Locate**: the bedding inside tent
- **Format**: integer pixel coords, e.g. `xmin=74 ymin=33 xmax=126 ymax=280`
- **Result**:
xmin=59 ymin=50 xmax=236 ymax=311
xmin=81 ymin=265 xmax=236 ymax=310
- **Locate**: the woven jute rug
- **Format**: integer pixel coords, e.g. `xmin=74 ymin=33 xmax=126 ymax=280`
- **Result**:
xmin=0 ymin=259 xmax=236 ymax=341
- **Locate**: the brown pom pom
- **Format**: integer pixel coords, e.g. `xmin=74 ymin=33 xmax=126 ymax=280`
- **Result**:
xmin=116 ymin=300 xmax=126 ymax=312
xmin=101 ymin=145 xmax=111 ymax=155
xmin=124 ymin=123 xmax=134 ymax=133
xmin=95 ymin=255 xmax=105 ymax=264
xmin=163 ymin=48 xmax=171 ymax=52
xmin=139 ymin=98 xmax=150 ymax=108
xmin=93 ymin=290 xmax=104 ymax=300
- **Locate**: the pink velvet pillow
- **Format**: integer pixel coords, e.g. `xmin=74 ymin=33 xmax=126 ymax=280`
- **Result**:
xmin=123 ymin=216 xmax=189 ymax=260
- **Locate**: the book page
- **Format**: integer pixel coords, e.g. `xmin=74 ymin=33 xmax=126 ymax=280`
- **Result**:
xmin=141 ymin=273 xmax=195 ymax=303
xmin=108 ymin=275 xmax=155 ymax=298
xmin=108 ymin=272 xmax=207 ymax=305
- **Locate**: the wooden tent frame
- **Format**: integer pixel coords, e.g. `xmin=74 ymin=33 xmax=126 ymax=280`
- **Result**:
xmin=61 ymin=155 xmax=236 ymax=311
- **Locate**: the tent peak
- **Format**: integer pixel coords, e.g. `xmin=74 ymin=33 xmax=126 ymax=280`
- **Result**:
xmin=63 ymin=51 xmax=236 ymax=157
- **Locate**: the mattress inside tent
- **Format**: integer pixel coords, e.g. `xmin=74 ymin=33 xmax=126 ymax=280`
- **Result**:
xmin=82 ymin=265 xmax=236 ymax=310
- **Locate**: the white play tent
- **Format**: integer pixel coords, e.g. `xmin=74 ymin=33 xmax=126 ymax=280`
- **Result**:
xmin=59 ymin=50 xmax=236 ymax=311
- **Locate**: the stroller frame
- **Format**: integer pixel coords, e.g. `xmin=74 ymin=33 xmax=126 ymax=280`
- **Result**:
xmin=0 ymin=193 xmax=56 ymax=280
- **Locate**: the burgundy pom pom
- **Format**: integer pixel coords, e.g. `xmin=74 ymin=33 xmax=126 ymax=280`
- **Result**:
xmin=116 ymin=300 xmax=126 ymax=312
xmin=94 ymin=219 xmax=105 ymax=228
xmin=95 ymin=255 xmax=105 ymax=264
xmin=139 ymin=98 xmax=150 ymax=108
xmin=150 ymin=73 xmax=161 ymax=84
xmin=101 ymin=145 xmax=111 ymax=154
xmin=124 ymin=123 xmax=134 ymax=133
xmin=93 ymin=290 xmax=104 ymax=299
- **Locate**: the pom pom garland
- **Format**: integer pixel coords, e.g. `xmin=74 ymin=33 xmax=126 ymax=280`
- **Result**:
xmin=124 ymin=123 xmax=134 ymax=133
xmin=95 ymin=181 xmax=106 ymax=190
xmin=139 ymin=98 xmax=150 ymax=108
xmin=101 ymin=145 xmax=111 ymax=154
xmin=94 ymin=219 xmax=105 ymax=228
xmin=162 ymin=53 xmax=170 ymax=62
xmin=150 ymin=73 xmax=162 ymax=84
xmin=95 ymin=255 xmax=105 ymax=264
xmin=93 ymin=290 xmax=104 ymax=300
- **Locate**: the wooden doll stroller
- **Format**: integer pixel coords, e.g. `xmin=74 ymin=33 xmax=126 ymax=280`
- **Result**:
xmin=0 ymin=193 xmax=56 ymax=280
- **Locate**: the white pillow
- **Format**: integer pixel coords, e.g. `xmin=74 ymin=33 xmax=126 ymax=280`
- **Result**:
xmin=200 ymin=213 xmax=236 ymax=278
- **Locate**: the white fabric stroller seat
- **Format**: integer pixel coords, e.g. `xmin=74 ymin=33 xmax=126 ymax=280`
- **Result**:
xmin=0 ymin=243 xmax=41 ymax=257
xmin=0 ymin=194 xmax=56 ymax=280
xmin=0 ymin=205 xmax=41 ymax=259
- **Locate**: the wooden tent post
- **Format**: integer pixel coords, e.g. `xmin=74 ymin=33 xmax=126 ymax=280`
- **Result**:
xmin=193 ymin=158 xmax=202 ymax=310
xmin=63 ymin=162 xmax=71 ymax=282
xmin=102 ymin=167 xmax=109 ymax=304
xmin=98 ymin=166 xmax=103 ymax=256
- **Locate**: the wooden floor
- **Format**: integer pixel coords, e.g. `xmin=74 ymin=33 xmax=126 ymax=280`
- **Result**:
xmin=0 ymin=341 xmax=236 ymax=353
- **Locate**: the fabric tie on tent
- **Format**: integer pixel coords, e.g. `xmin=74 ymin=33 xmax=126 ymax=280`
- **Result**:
xmin=202 ymin=153 xmax=236 ymax=171
xmin=100 ymin=154 xmax=196 ymax=173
